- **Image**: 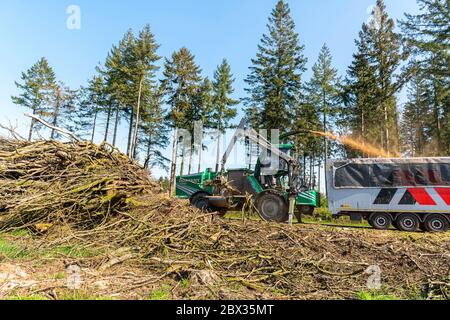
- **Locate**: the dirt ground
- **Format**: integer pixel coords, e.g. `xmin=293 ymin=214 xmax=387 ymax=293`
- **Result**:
xmin=1 ymin=219 xmax=449 ymax=300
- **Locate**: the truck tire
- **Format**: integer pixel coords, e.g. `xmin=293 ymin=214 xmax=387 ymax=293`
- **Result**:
xmin=190 ymin=193 xmax=211 ymax=212
xmin=395 ymin=213 xmax=419 ymax=232
xmin=256 ymin=193 xmax=288 ymax=223
xmin=368 ymin=212 xmax=392 ymax=230
xmin=424 ymin=214 xmax=449 ymax=233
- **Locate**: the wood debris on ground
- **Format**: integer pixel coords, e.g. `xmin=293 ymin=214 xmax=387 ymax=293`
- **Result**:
xmin=0 ymin=138 xmax=449 ymax=300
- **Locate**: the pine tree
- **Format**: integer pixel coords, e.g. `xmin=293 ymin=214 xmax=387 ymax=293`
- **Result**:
xmin=101 ymin=42 xmax=126 ymax=144
xmin=366 ymin=0 xmax=404 ymax=155
xmin=400 ymin=63 xmax=432 ymax=156
xmin=101 ymin=30 xmax=136 ymax=147
xmin=304 ymin=44 xmax=340 ymax=194
xmin=292 ymin=97 xmax=321 ymax=189
xmin=341 ymin=35 xmax=379 ymax=157
xmin=212 ymin=59 xmax=239 ymax=172
xmin=192 ymin=78 xmax=214 ymax=173
xmin=341 ymin=0 xmax=404 ymax=156
xmin=12 ymin=57 xmax=56 ymax=141
xmin=162 ymin=47 xmax=203 ymax=195
xmin=401 ymin=0 xmax=450 ymax=155
xmin=401 ymin=0 xmax=449 ymax=59
xmin=49 ymin=82 xmax=78 ymax=140
xmin=244 ymin=0 xmax=307 ymax=133
xmin=129 ymin=24 xmax=161 ymax=160
xmin=138 ymin=85 xmax=170 ymax=171
xmin=74 ymin=76 xmax=108 ymax=142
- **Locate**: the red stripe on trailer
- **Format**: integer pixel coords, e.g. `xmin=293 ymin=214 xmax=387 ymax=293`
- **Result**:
xmin=435 ymin=188 xmax=450 ymax=205
xmin=408 ymin=188 xmax=436 ymax=206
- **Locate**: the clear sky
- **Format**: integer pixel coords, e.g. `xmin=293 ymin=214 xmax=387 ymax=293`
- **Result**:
xmin=0 ymin=0 xmax=420 ymax=179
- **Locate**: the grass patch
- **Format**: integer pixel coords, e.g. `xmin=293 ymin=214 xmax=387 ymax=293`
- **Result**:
xmin=53 ymin=271 xmax=66 ymax=280
xmin=10 ymin=229 xmax=30 ymax=237
xmin=357 ymin=290 xmax=401 ymax=300
xmin=148 ymin=285 xmax=171 ymax=300
xmin=180 ymin=279 xmax=190 ymax=289
xmin=58 ymin=290 xmax=116 ymax=300
xmin=0 ymin=238 xmax=29 ymax=259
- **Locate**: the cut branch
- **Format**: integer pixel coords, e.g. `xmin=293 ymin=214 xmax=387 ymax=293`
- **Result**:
xmin=24 ymin=113 xmax=81 ymax=142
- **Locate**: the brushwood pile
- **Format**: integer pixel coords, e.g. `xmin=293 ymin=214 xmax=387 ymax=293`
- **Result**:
xmin=0 ymin=138 xmax=449 ymax=299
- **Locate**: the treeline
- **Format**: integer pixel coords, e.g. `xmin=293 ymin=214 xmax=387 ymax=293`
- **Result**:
xmin=11 ymin=0 xmax=449 ymax=186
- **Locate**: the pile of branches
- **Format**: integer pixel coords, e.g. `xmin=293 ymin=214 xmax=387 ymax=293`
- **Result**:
xmin=0 ymin=138 xmax=157 ymax=230
xmin=0 ymin=137 xmax=448 ymax=299
xmin=104 ymin=205 xmax=450 ymax=299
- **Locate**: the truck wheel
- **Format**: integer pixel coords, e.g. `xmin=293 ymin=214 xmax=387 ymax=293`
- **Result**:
xmin=256 ymin=193 xmax=288 ymax=222
xmin=191 ymin=193 xmax=211 ymax=212
xmin=424 ymin=214 xmax=449 ymax=233
xmin=368 ymin=212 xmax=392 ymax=230
xmin=395 ymin=213 xmax=419 ymax=232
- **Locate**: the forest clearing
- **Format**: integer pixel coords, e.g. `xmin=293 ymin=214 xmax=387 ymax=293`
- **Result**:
xmin=0 ymin=0 xmax=448 ymax=303
xmin=0 ymin=139 xmax=449 ymax=300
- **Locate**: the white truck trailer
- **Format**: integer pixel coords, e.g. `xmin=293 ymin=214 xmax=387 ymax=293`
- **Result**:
xmin=326 ymin=158 xmax=450 ymax=232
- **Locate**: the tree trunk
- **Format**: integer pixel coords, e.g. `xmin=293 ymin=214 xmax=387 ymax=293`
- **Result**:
xmin=126 ymin=108 xmax=134 ymax=156
xmin=104 ymin=105 xmax=112 ymax=142
xmin=180 ymin=141 xmax=186 ymax=176
xmin=303 ymin=153 xmax=307 ymax=184
xmin=188 ymin=144 xmax=193 ymax=175
xmin=144 ymin=132 xmax=152 ymax=170
xmin=383 ymin=102 xmax=390 ymax=156
xmin=169 ymin=128 xmax=179 ymax=197
xmin=433 ymin=82 xmax=442 ymax=155
xmin=51 ymin=88 xmax=61 ymax=140
xmin=323 ymin=98 xmax=328 ymax=198
xmin=215 ymin=114 xmax=222 ymax=173
xmin=131 ymin=77 xmax=144 ymax=160
xmin=215 ymin=131 xmax=222 ymax=173
xmin=28 ymin=106 xmax=37 ymax=142
xmin=91 ymin=110 xmax=98 ymax=143
xmin=317 ymin=159 xmax=321 ymax=193
xmin=247 ymin=138 xmax=252 ymax=170
xmin=361 ymin=106 xmax=366 ymax=157
xmin=112 ymin=104 xmax=120 ymax=147
xmin=197 ymin=143 xmax=203 ymax=173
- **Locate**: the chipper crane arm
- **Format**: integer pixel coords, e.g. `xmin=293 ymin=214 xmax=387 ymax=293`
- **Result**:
xmin=220 ymin=118 xmax=301 ymax=224
xmin=221 ymin=118 xmax=297 ymax=174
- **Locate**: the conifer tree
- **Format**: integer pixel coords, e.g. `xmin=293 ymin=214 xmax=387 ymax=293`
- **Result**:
xmin=400 ymin=64 xmax=431 ymax=157
xmin=138 ymin=85 xmax=170 ymax=170
xmin=49 ymin=82 xmax=78 ymax=140
xmin=212 ymin=59 xmax=239 ymax=172
xmin=401 ymin=0 xmax=449 ymax=155
xmin=74 ymin=76 xmax=108 ymax=142
xmin=12 ymin=57 xmax=56 ymax=141
xmin=341 ymin=0 xmax=404 ymax=156
xmin=129 ymin=24 xmax=161 ymax=160
xmin=366 ymin=0 xmax=404 ymax=155
xmin=304 ymin=44 xmax=340 ymax=194
xmin=401 ymin=0 xmax=449 ymax=59
xmin=341 ymin=35 xmax=379 ymax=157
xmin=244 ymin=0 xmax=307 ymax=133
xmin=196 ymin=78 xmax=214 ymax=173
xmin=162 ymin=47 xmax=203 ymax=195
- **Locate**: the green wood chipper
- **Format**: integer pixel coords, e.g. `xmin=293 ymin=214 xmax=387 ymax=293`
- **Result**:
xmin=176 ymin=118 xmax=319 ymax=223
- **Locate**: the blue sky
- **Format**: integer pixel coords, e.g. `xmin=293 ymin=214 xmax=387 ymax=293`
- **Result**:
xmin=0 ymin=0 xmax=419 ymax=179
